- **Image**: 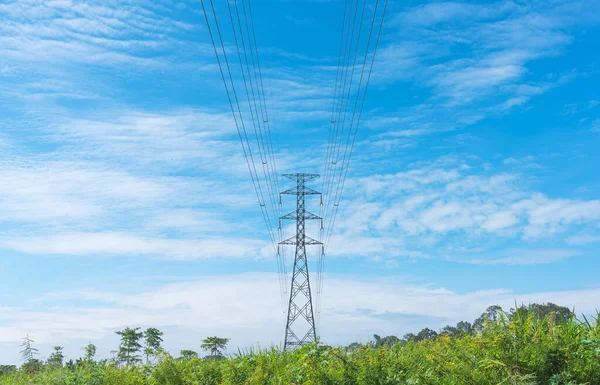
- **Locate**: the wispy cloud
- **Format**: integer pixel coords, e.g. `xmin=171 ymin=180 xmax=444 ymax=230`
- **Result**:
xmin=2 ymin=273 xmax=599 ymax=363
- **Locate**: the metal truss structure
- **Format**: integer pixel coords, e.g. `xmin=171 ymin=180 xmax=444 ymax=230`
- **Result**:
xmin=279 ymin=173 xmax=322 ymax=350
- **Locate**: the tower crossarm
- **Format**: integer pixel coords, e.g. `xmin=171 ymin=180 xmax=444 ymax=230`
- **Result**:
xmin=280 ymin=210 xmax=321 ymax=221
xmin=282 ymin=173 xmax=319 ymax=181
xmin=280 ymin=186 xmax=321 ymax=196
xmin=279 ymin=235 xmax=322 ymax=245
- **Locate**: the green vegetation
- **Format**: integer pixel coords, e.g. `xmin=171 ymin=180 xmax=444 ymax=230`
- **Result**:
xmin=2 ymin=303 xmax=600 ymax=384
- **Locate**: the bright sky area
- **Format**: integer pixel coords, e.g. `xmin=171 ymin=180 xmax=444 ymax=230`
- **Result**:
xmin=0 ymin=0 xmax=599 ymax=365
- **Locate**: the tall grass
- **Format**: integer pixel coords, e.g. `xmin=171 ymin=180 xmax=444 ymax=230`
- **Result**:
xmin=2 ymin=312 xmax=599 ymax=384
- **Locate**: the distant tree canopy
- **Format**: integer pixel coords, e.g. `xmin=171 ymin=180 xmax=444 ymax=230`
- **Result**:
xmin=0 ymin=365 xmax=17 ymax=376
xmin=83 ymin=342 xmax=97 ymax=362
xmin=144 ymin=328 xmax=164 ymax=364
xmin=116 ymin=327 xmax=144 ymax=366
xmin=201 ymin=337 xmax=230 ymax=357
xmin=47 ymin=346 xmax=64 ymax=369
xmin=180 ymin=350 xmax=199 ymax=360
xmin=349 ymin=302 xmax=574 ymax=349
xmin=373 ymin=334 xmax=400 ymax=347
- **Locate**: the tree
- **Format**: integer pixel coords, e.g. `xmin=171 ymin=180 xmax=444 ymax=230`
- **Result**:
xmin=473 ymin=305 xmax=504 ymax=331
xmin=514 ymin=303 xmax=573 ymax=323
xmin=456 ymin=321 xmax=473 ymax=335
xmin=401 ymin=332 xmax=416 ymax=343
xmin=20 ymin=335 xmax=39 ymax=363
xmin=347 ymin=342 xmax=362 ymax=351
xmin=83 ymin=342 xmax=97 ymax=362
xmin=415 ymin=327 xmax=438 ymax=342
xmin=21 ymin=359 xmax=43 ymax=374
xmin=0 ymin=365 xmax=17 ymax=376
xmin=373 ymin=334 xmax=401 ymax=347
xmin=143 ymin=328 xmax=164 ymax=364
xmin=201 ymin=336 xmax=230 ymax=357
xmin=441 ymin=321 xmax=473 ymax=337
xmin=47 ymin=346 xmax=65 ymax=368
xmin=180 ymin=350 xmax=199 ymax=360
xmin=116 ymin=327 xmax=144 ymax=366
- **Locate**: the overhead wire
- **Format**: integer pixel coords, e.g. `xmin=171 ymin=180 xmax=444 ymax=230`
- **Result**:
xmin=318 ymin=0 xmax=388 ymax=331
xmin=317 ymin=0 xmax=364 ymax=330
xmin=228 ymin=0 xmax=285 ymax=309
xmin=322 ymin=0 xmax=360 ymax=220
xmin=318 ymin=1 xmax=351 ymax=324
xmin=243 ymin=0 xmax=289 ymax=309
xmin=201 ymin=0 xmax=286 ymax=311
xmin=324 ymin=0 xmax=388 ymax=252
xmin=235 ymin=0 xmax=289 ymax=312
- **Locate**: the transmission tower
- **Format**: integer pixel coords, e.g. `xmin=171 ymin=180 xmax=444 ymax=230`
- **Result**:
xmin=279 ymin=173 xmax=323 ymax=350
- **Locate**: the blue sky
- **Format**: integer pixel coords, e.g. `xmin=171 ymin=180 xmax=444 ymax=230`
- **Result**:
xmin=1 ymin=0 xmax=599 ymax=364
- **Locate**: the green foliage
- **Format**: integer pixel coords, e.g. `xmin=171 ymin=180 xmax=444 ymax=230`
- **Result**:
xmin=0 ymin=365 xmax=17 ymax=377
xmin=47 ymin=346 xmax=65 ymax=369
xmin=19 ymin=334 xmax=39 ymax=363
xmin=143 ymin=328 xmax=164 ymax=364
xmin=201 ymin=336 xmax=230 ymax=357
xmin=84 ymin=342 xmax=97 ymax=362
xmin=3 ymin=309 xmax=600 ymax=384
xmin=116 ymin=327 xmax=144 ymax=366
xmin=179 ymin=350 xmax=198 ymax=360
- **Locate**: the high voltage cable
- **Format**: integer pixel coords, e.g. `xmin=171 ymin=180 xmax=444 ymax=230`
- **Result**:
xmin=322 ymin=0 xmax=360 ymax=217
xmin=201 ymin=0 xmax=287 ymax=311
xmin=317 ymin=0 xmax=349 ymax=327
xmin=241 ymin=0 xmax=289 ymax=311
xmin=323 ymin=0 xmax=367 ymax=236
xmin=317 ymin=0 xmax=358 ymax=324
xmin=317 ymin=0 xmax=388 ymax=329
xmin=229 ymin=0 xmax=279 ymax=226
xmin=242 ymin=0 xmax=288 ymax=307
xmin=231 ymin=0 xmax=288 ymax=312
xmin=317 ymin=0 xmax=360 ymax=329
xmin=325 ymin=0 xmax=388 ymax=252
xmin=317 ymin=0 xmax=363 ymax=327
xmin=320 ymin=0 xmax=350 ymax=205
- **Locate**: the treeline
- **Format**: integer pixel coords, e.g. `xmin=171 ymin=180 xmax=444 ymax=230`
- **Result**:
xmin=1 ymin=327 xmax=230 ymax=376
xmin=351 ymin=302 xmax=573 ymax=349
xmin=1 ymin=302 xmax=598 ymax=384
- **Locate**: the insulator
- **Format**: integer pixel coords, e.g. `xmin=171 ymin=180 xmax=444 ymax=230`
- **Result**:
xmin=262 ymin=161 xmax=267 ymax=165
xmin=332 ymin=161 xmax=337 ymax=165
xmin=263 ymin=120 xmax=268 ymax=123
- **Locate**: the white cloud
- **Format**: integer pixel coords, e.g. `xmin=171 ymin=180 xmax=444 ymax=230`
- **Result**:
xmin=0 ymin=232 xmax=266 ymax=260
xmin=458 ymin=248 xmax=581 ymax=265
xmin=565 ymin=234 xmax=600 ymax=245
xmin=1 ymin=273 xmax=599 ymax=364
xmin=326 ymin=157 xmax=600 ymax=262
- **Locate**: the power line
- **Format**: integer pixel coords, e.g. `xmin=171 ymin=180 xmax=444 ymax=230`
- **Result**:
xmin=201 ymin=0 xmax=285 ymax=309
xmin=323 ymin=0 xmax=367 ymax=237
xmin=325 ymin=0 xmax=388 ymax=251
xmin=228 ymin=0 xmax=288 ymax=311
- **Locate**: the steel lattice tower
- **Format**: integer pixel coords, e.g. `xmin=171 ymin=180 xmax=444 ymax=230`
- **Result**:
xmin=279 ymin=173 xmax=322 ymax=350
